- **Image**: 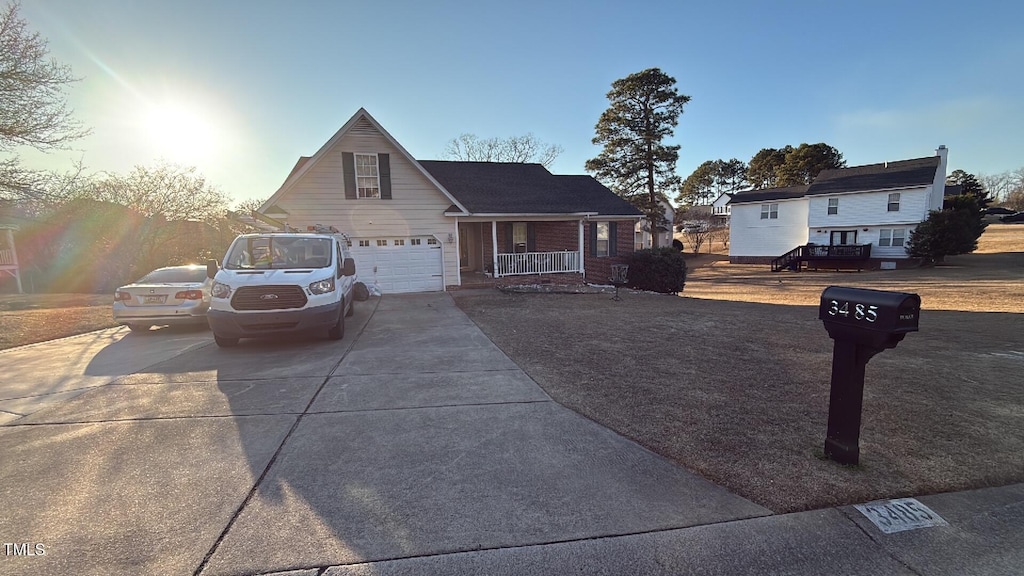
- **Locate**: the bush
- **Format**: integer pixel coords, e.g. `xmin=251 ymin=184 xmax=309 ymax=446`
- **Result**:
xmin=906 ymin=197 xmax=986 ymax=264
xmin=626 ymin=247 xmax=687 ymax=293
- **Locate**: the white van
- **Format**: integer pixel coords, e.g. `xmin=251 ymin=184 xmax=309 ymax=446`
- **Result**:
xmin=206 ymin=229 xmax=356 ymax=347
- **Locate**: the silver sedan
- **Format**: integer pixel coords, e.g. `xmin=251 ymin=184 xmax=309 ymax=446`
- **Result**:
xmin=113 ymin=265 xmax=213 ymax=331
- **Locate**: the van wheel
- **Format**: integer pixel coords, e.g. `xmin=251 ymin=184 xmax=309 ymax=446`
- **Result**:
xmin=214 ymin=334 xmax=239 ymax=347
xmin=327 ymin=303 xmax=345 ymax=340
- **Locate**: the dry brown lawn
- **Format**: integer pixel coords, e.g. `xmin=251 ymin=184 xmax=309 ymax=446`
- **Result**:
xmin=453 ymin=224 xmax=1024 ymax=513
xmin=0 ymin=293 xmax=119 ymax=351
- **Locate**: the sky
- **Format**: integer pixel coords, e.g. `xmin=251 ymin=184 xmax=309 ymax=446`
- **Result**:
xmin=15 ymin=0 xmax=1024 ymax=207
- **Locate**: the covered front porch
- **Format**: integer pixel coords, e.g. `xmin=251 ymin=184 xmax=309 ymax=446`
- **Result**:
xmin=456 ymin=218 xmax=590 ymax=282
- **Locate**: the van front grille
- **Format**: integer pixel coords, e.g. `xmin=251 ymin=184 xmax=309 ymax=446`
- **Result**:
xmin=231 ymin=285 xmax=307 ymax=311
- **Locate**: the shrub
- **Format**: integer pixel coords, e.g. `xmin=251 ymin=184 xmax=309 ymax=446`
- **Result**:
xmin=626 ymin=247 xmax=687 ymax=293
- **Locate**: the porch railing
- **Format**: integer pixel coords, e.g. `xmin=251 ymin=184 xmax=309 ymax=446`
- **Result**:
xmin=0 ymin=249 xmax=15 ymax=267
xmin=495 ymin=250 xmax=580 ymax=277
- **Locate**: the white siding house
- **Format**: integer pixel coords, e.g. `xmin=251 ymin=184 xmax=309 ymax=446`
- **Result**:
xmin=710 ymin=192 xmax=732 ymax=225
xmin=258 ymin=108 xmax=642 ymax=292
xmin=729 ymin=146 xmax=949 ymax=266
xmin=635 ymin=198 xmax=675 ymax=249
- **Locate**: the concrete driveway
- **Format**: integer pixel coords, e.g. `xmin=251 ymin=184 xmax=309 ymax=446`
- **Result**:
xmin=0 ymin=293 xmax=771 ymax=575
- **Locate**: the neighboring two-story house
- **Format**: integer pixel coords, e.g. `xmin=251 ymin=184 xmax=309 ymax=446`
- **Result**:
xmin=710 ymin=192 xmax=732 ymax=226
xmin=728 ymin=146 xmax=948 ymax=268
xmin=634 ymin=198 xmax=675 ymax=250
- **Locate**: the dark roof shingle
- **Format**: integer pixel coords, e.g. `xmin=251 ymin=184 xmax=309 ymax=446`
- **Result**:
xmin=729 ymin=185 xmax=810 ymax=204
xmin=805 ymin=157 xmax=939 ymax=196
xmin=419 ymin=161 xmax=641 ymax=216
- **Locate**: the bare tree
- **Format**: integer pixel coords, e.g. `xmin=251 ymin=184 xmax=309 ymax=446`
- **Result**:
xmin=0 ymin=1 xmax=89 ymax=195
xmin=443 ymin=133 xmax=563 ymax=168
xmin=89 ymin=161 xmax=229 ymax=222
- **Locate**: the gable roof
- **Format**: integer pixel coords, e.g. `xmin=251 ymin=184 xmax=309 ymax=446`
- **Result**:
xmin=418 ymin=161 xmax=642 ymax=217
xmin=805 ymin=156 xmax=939 ymax=196
xmin=729 ymin=185 xmax=810 ymax=204
xmin=260 ymin=108 xmax=468 ymax=214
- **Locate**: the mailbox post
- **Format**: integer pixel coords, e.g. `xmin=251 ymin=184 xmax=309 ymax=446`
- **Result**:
xmin=818 ymin=286 xmax=920 ymax=465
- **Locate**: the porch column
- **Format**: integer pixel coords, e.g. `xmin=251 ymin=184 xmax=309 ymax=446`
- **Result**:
xmin=6 ymin=228 xmax=21 ymax=294
xmin=578 ymin=219 xmax=585 ymax=277
xmin=491 ymin=220 xmax=499 ymax=278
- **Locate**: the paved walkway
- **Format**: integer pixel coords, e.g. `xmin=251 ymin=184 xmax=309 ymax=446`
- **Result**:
xmin=0 ymin=293 xmax=1021 ymax=575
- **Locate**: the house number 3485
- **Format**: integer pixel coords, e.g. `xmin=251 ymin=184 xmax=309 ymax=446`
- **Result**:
xmin=828 ymin=300 xmax=879 ymax=322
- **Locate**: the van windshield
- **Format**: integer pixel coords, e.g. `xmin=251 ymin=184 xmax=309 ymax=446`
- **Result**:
xmin=224 ymin=237 xmax=334 ymax=270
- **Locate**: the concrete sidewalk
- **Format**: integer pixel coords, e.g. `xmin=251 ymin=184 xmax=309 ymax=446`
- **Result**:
xmin=1 ymin=293 xmax=1021 ymax=575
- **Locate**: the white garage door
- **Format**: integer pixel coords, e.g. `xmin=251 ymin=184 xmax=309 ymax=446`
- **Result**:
xmin=350 ymin=236 xmax=444 ymax=293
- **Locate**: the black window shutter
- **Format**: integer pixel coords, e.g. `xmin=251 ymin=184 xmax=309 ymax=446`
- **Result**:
xmin=342 ymin=152 xmax=356 ymax=199
xmin=505 ymin=223 xmax=513 ymax=253
xmin=589 ymin=222 xmax=597 ymax=256
xmin=609 ymin=221 xmax=618 ymax=256
xmin=526 ymin=223 xmax=536 ymax=252
xmin=379 ymin=153 xmax=392 ymax=199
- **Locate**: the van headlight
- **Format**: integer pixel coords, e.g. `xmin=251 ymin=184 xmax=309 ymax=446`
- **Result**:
xmin=309 ymin=277 xmax=336 ymax=295
xmin=212 ymin=282 xmax=232 ymax=299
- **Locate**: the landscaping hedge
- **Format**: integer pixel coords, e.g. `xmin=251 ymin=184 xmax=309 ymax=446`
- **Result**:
xmin=626 ymin=247 xmax=687 ymax=293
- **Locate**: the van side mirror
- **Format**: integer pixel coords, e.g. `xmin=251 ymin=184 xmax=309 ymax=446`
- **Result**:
xmin=342 ymin=257 xmax=356 ymax=277
xmin=206 ymin=259 xmax=219 ymax=279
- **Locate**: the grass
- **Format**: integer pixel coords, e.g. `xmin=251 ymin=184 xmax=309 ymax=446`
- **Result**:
xmin=452 ymin=224 xmax=1024 ymax=513
xmin=0 ymin=293 xmax=119 ymax=351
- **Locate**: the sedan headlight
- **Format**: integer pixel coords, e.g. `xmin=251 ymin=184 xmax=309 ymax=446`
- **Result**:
xmin=211 ymin=281 xmax=232 ymax=299
xmin=309 ymin=276 xmax=335 ymax=295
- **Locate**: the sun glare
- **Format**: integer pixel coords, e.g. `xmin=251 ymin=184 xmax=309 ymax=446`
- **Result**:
xmin=141 ymin=100 xmax=221 ymax=162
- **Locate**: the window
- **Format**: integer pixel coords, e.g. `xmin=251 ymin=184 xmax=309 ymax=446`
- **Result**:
xmin=410 ymin=238 xmax=421 ymax=246
xmin=596 ymin=222 xmax=610 ymax=257
xmin=760 ymin=203 xmax=779 ymax=220
xmin=355 ymin=154 xmax=380 ymax=198
xmin=512 ymin=222 xmax=528 ymax=253
xmin=376 ymin=239 xmax=387 ymax=247
xmin=427 ymin=238 xmax=439 ymax=245
xmin=636 ymin=231 xmax=644 ymax=251
xmin=394 ymin=239 xmax=405 ymax=246
xmin=878 ymin=228 xmax=906 ymax=247
xmin=888 ymin=193 xmax=901 ymax=212
xmin=827 ymin=198 xmax=839 ymax=215
xmin=358 ymin=240 xmax=370 ymax=247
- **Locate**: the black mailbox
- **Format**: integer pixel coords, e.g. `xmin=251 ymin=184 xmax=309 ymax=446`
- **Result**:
xmin=819 ymin=286 xmax=919 ymax=350
xmin=818 ymin=286 xmax=921 ymax=465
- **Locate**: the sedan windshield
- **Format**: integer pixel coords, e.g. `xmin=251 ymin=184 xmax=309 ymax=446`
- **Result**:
xmin=136 ymin=267 xmax=208 ymax=283
xmin=224 ymin=237 xmax=334 ymax=269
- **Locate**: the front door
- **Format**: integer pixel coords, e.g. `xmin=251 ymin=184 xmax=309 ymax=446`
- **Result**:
xmin=458 ymin=223 xmax=476 ymax=271
xmin=830 ymin=230 xmax=857 ymax=245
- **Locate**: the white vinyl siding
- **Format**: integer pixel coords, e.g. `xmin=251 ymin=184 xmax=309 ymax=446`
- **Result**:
xmin=267 ymin=116 xmax=458 ymax=289
xmin=729 ymin=199 xmax=809 ymax=258
xmin=807 ymin=187 xmax=930 ymax=228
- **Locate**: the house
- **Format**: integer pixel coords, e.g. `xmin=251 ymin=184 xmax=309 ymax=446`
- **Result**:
xmin=634 ymin=198 xmax=675 ymax=250
xmin=710 ymin=192 xmax=732 ymax=226
xmin=728 ymin=146 xmax=949 ymax=269
xmin=258 ymin=108 xmax=642 ymax=293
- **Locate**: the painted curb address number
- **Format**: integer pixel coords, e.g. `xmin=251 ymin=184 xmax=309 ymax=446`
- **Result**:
xmin=854 ymin=498 xmax=948 ymax=534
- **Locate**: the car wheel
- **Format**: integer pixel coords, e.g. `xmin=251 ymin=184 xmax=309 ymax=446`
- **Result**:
xmin=127 ymin=324 xmax=149 ymax=332
xmin=327 ymin=302 xmax=345 ymax=340
xmin=345 ymin=299 xmax=355 ymax=317
xmin=214 ymin=334 xmax=239 ymax=347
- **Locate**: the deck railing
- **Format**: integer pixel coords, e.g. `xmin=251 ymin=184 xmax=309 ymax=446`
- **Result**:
xmin=495 ymin=251 xmax=580 ymax=277
xmin=0 ymin=249 xmax=15 ymax=267
xmin=772 ymin=244 xmax=872 ymax=272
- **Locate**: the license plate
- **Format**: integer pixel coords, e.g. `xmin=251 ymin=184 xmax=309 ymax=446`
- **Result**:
xmin=143 ymin=295 xmax=166 ymax=304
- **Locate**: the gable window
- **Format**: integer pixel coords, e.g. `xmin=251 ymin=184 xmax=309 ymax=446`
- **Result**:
xmin=878 ymin=228 xmax=906 ymax=247
xmin=888 ymin=193 xmax=901 ymax=212
xmin=760 ymin=203 xmax=779 ymax=220
xmin=355 ymin=154 xmax=380 ymax=198
xmin=827 ymin=198 xmax=839 ymax=215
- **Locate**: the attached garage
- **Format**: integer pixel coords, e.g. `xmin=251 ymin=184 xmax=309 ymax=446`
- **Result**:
xmin=349 ymin=236 xmax=444 ymax=293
